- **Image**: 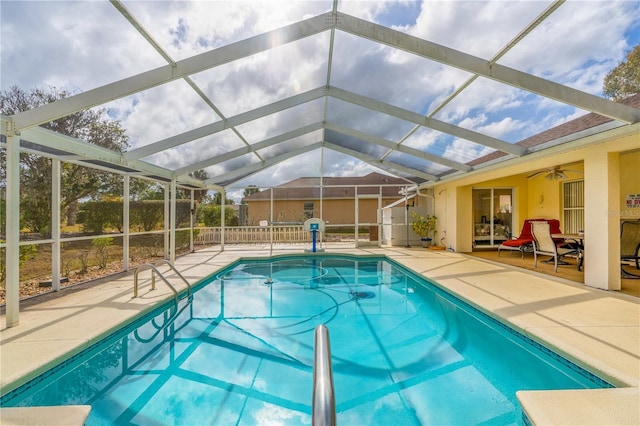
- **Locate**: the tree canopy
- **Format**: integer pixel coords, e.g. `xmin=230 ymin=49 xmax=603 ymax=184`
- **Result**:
xmin=603 ymin=45 xmax=640 ymax=101
xmin=1 ymin=85 xmax=130 ymax=233
xmin=242 ymin=185 xmax=260 ymax=204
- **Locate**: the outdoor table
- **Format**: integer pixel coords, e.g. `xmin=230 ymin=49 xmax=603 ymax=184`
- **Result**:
xmin=553 ymin=233 xmax=584 ymax=271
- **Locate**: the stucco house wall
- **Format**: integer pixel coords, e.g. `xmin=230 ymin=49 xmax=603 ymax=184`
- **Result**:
xmin=246 ymin=197 xmax=394 ymax=226
xmin=431 ymin=130 xmax=639 ymax=291
xmin=620 ymin=150 xmax=640 ymax=220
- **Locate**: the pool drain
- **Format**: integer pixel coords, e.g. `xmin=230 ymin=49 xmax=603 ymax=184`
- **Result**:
xmin=350 ymin=291 xmax=375 ymax=300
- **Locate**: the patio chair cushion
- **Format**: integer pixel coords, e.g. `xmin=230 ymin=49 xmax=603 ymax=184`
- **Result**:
xmin=620 ymin=220 xmax=640 ymax=269
xmin=498 ymin=218 xmax=563 ymax=256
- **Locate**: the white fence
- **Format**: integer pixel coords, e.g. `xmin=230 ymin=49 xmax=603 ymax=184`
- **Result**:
xmin=195 ymin=225 xmax=311 ymax=244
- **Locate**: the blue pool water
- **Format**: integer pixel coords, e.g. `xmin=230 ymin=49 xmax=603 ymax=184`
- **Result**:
xmin=1 ymin=256 xmax=610 ymax=425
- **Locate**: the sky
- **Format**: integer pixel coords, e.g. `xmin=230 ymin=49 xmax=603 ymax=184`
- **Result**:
xmin=2 ymin=0 xmax=639 ymax=200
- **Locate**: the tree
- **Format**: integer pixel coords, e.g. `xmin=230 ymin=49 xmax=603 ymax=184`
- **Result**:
xmin=199 ymin=204 xmax=238 ymax=226
xmin=0 ymin=86 xmax=131 ymax=232
xmin=188 ymin=169 xmax=210 ymax=203
xmin=211 ymin=191 xmax=234 ymax=206
xmin=242 ymin=185 xmax=260 ymax=204
xmin=603 ymin=45 xmax=640 ymax=101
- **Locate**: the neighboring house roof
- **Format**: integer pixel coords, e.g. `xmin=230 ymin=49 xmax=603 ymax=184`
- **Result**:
xmin=243 ymin=172 xmax=411 ymax=201
xmin=468 ymin=94 xmax=640 ymax=167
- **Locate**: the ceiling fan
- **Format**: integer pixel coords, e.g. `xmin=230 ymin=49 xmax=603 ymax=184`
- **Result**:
xmin=526 ymin=165 xmax=583 ymax=180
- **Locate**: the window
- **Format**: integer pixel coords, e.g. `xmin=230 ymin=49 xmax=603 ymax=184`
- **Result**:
xmin=303 ymin=202 xmax=314 ymax=219
xmin=562 ymin=180 xmax=584 ymax=233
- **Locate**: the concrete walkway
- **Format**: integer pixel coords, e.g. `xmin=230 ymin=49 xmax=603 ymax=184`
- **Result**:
xmin=1 ymin=246 xmax=639 ymax=425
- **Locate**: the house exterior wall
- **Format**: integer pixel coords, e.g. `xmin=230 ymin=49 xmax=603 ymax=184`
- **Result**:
xmin=584 ymin=151 xmax=621 ymax=289
xmin=246 ymin=198 xmax=395 ymax=226
xmin=620 ymin=150 xmax=640 ymax=220
xmin=430 ymin=128 xmax=639 ymax=290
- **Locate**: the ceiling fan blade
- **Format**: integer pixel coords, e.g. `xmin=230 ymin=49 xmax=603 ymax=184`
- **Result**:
xmin=526 ymin=171 xmax=546 ymax=179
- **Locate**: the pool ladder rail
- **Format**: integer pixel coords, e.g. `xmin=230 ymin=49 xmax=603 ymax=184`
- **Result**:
xmin=313 ymin=324 xmax=337 ymax=426
xmin=133 ymin=259 xmax=192 ymax=308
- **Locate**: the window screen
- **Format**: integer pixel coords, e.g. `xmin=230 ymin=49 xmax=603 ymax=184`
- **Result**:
xmin=562 ymin=180 xmax=584 ymax=234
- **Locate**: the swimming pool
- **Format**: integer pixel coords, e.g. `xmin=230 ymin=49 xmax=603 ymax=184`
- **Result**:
xmin=1 ymin=255 xmax=610 ymax=425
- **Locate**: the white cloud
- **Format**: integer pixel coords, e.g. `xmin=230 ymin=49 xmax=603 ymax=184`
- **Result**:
xmin=402 ymin=127 xmax=439 ymax=151
xmin=497 ymin=1 xmax=640 ymax=90
xmin=410 ymin=1 xmax=552 ymax=58
xmin=124 ymin=0 xmax=332 ymax=60
xmin=101 ymin=79 xmax=221 ymax=150
xmin=2 ymin=0 xmax=638 ymax=188
xmin=476 ymin=117 xmax=522 ymax=140
xmin=1 ymin=1 xmax=165 ymax=90
xmin=251 ymin=402 xmax=310 ymax=426
xmin=443 ymin=138 xmax=493 ymax=164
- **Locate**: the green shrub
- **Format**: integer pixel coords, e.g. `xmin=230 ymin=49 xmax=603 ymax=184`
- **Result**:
xmin=199 ymin=204 xmax=238 ymax=226
xmin=92 ymin=237 xmax=114 ymax=269
xmin=130 ymin=200 xmax=164 ymax=231
xmin=80 ymin=201 xmax=122 ymax=234
xmin=0 ymin=241 xmax=38 ymax=284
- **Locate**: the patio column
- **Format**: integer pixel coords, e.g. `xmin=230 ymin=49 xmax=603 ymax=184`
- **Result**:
xmin=221 ymin=189 xmax=225 ymax=250
xmin=189 ymin=189 xmax=194 ymax=253
xmin=454 ymin=186 xmax=472 ymax=253
xmin=583 ymin=151 xmax=621 ymax=290
xmin=164 ymin=184 xmax=169 ymax=260
xmin=123 ymin=175 xmax=129 ymax=271
xmin=5 ymin=125 xmax=20 ymax=327
xmin=51 ymin=159 xmax=61 ymax=291
xmin=170 ymin=179 xmax=176 ymax=264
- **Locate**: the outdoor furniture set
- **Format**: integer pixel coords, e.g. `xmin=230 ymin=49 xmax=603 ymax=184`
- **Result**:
xmin=620 ymin=220 xmax=640 ymax=278
xmin=497 ymin=218 xmax=581 ymax=272
xmin=499 ymin=218 xmax=640 ymax=276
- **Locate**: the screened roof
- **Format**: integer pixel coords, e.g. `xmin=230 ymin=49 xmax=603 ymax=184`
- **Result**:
xmin=2 ymin=0 xmax=640 ymax=191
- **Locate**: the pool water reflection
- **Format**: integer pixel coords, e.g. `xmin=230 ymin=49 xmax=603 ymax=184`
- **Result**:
xmin=1 ymin=256 xmax=608 ymax=425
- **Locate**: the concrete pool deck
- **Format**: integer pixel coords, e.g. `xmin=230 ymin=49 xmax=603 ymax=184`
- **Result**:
xmin=1 ymin=246 xmax=639 ymax=425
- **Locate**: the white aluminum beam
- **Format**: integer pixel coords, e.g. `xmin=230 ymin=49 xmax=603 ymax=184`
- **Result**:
xmin=336 ymin=13 xmax=640 ymax=124
xmin=175 ymin=122 xmax=324 ymax=176
xmin=111 ymin=0 xmax=262 ymax=163
xmin=5 ymin=124 xmax=20 ymax=327
xmin=324 ymin=141 xmax=439 ymax=181
xmin=206 ymin=142 xmax=323 ymax=185
xmin=325 ymin=122 xmax=471 ymax=172
xmin=170 ymin=179 xmax=177 ymax=263
xmin=110 ymin=0 xmax=176 ymax=66
xmin=428 ymin=0 xmax=565 ymax=120
xmin=124 ymin=87 xmax=328 ymax=161
xmin=51 ymin=159 xmax=61 ymax=291
xmin=11 ymin=14 xmax=332 ymax=130
xmin=16 ymin=125 xmax=212 ymax=189
xmin=20 ymin=126 xmax=125 ymax=163
xmin=329 ymin=86 xmax=526 ymax=156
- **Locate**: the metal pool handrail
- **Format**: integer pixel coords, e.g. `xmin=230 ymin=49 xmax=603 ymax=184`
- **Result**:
xmin=133 ymin=260 xmax=192 ymax=305
xmin=312 ymin=324 xmax=336 ymax=426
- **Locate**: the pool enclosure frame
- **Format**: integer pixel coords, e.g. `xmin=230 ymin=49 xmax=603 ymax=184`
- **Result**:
xmin=3 ymin=0 xmax=640 ymax=328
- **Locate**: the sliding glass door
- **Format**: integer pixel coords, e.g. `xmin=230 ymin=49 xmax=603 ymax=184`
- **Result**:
xmin=472 ymin=188 xmax=513 ymax=248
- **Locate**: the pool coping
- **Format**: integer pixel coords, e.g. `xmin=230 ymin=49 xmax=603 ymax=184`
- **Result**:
xmin=1 ymin=246 xmax=639 ymax=425
xmin=0 ymin=405 xmax=92 ymax=426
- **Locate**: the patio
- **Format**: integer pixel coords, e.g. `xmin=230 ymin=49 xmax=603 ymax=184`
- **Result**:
xmin=1 ymin=245 xmax=639 ymax=424
xmin=1 ymin=2 xmax=639 ymax=423
xmin=466 ymin=248 xmax=640 ymax=298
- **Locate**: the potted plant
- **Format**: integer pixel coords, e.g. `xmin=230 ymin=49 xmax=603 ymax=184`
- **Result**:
xmin=411 ymin=212 xmax=437 ymax=247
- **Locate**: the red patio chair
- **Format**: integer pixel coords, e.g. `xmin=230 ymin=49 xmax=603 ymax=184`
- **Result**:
xmin=498 ymin=219 xmax=562 ymax=258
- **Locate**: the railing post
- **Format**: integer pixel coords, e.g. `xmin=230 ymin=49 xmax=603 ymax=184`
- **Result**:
xmin=312 ymin=324 xmax=336 ymax=426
